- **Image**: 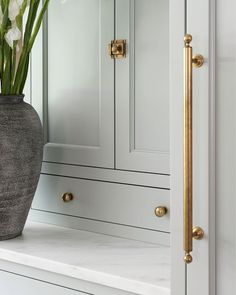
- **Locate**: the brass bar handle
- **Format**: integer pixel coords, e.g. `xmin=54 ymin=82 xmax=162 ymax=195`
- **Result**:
xmin=183 ymin=34 xmax=204 ymax=264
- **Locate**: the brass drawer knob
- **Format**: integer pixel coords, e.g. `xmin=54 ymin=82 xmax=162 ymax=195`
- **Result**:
xmin=62 ymin=193 xmax=73 ymax=203
xmin=155 ymin=206 xmax=168 ymax=217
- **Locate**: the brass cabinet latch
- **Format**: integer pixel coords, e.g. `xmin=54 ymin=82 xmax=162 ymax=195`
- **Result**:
xmin=108 ymin=39 xmax=126 ymax=59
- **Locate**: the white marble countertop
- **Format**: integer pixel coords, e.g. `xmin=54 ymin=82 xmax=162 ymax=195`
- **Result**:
xmin=0 ymin=222 xmax=170 ymax=295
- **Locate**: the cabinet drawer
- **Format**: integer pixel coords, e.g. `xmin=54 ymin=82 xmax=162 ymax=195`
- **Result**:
xmin=33 ymin=175 xmax=170 ymax=232
xmin=0 ymin=271 xmax=85 ymax=295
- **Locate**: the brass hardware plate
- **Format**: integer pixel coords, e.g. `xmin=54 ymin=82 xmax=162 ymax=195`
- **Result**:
xmin=183 ymin=34 xmax=204 ymax=264
xmin=155 ymin=206 xmax=168 ymax=218
xmin=62 ymin=193 xmax=73 ymax=203
xmin=108 ymin=39 xmax=126 ymax=59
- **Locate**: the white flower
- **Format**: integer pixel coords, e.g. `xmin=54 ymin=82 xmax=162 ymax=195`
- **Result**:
xmin=8 ymin=0 xmax=24 ymax=21
xmin=17 ymin=0 xmax=24 ymax=6
xmin=5 ymin=24 xmax=22 ymax=48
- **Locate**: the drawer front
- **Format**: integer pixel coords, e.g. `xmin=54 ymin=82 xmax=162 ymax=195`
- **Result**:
xmin=33 ymin=174 xmax=170 ymax=232
xmin=0 ymin=271 xmax=86 ymax=295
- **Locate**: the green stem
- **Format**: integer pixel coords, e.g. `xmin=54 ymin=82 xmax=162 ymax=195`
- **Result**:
xmin=0 ymin=0 xmax=10 ymax=89
xmin=1 ymin=0 xmax=50 ymax=94
xmin=2 ymin=42 xmax=12 ymax=95
xmin=23 ymin=0 xmax=40 ymax=46
xmin=11 ymin=42 xmax=17 ymax=91
xmin=19 ymin=53 xmax=30 ymax=94
xmin=13 ymin=0 xmax=41 ymax=94
xmin=14 ymin=0 xmax=50 ymax=94
xmin=28 ymin=0 xmax=50 ymax=52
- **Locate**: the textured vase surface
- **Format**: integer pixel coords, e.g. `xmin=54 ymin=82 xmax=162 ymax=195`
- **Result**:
xmin=0 ymin=95 xmax=43 ymax=240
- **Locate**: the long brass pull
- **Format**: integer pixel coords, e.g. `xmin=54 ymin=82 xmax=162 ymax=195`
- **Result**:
xmin=183 ymin=34 xmax=204 ymax=264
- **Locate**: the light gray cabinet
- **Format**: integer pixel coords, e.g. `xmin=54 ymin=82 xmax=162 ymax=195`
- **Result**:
xmin=116 ymin=0 xmax=169 ymax=174
xmin=32 ymin=0 xmax=115 ymax=168
xmin=0 ymin=271 xmax=85 ymax=295
xmin=30 ymin=0 xmax=171 ymax=240
xmin=33 ymin=174 xmax=170 ymax=232
xmin=0 ymin=267 xmax=139 ymax=295
xmin=31 ymin=0 xmax=170 ymax=174
xmin=10 ymin=0 xmax=220 ymax=294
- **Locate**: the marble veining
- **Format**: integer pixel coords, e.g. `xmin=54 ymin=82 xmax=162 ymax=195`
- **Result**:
xmin=0 ymin=222 xmax=170 ymax=295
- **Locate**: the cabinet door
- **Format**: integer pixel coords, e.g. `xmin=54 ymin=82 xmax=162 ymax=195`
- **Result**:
xmin=0 ymin=271 xmax=85 ymax=295
xmin=185 ymin=1 xmax=214 ymax=295
xmin=171 ymin=0 xmax=213 ymax=295
xmin=115 ymin=0 xmax=170 ymax=174
xmin=31 ymin=0 xmax=115 ymax=168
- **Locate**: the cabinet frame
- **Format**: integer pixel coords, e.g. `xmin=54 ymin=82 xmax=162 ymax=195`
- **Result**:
xmin=115 ymin=0 xmax=170 ymax=174
xmin=170 ymin=0 xmax=216 ymax=294
xmin=31 ymin=0 xmax=115 ymax=169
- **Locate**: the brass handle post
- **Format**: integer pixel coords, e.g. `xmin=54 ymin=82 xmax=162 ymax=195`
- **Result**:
xmin=183 ymin=34 xmax=204 ymax=264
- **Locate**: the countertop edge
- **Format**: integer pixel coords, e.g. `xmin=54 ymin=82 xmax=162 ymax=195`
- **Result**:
xmin=0 ymin=248 xmax=170 ymax=295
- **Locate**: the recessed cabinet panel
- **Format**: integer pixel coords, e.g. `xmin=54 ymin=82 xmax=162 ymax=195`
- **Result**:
xmin=48 ymin=0 xmax=100 ymax=147
xmin=32 ymin=0 xmax=115 ymax=168
xmin=134 ymin=0 xmax=169 ymax=152
xmin=116 ymin=0 xmax=170 ymax=174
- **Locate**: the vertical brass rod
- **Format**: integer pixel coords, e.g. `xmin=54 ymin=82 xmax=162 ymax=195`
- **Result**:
xmin=183 ymin=34 xmax=204 ymax=264
xmin=183 ymin=34 xmax=193 ymax=264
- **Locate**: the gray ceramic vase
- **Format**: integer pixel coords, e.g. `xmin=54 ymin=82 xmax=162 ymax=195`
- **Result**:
xmin=0 ymin=95 xmax=43 ymax=240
